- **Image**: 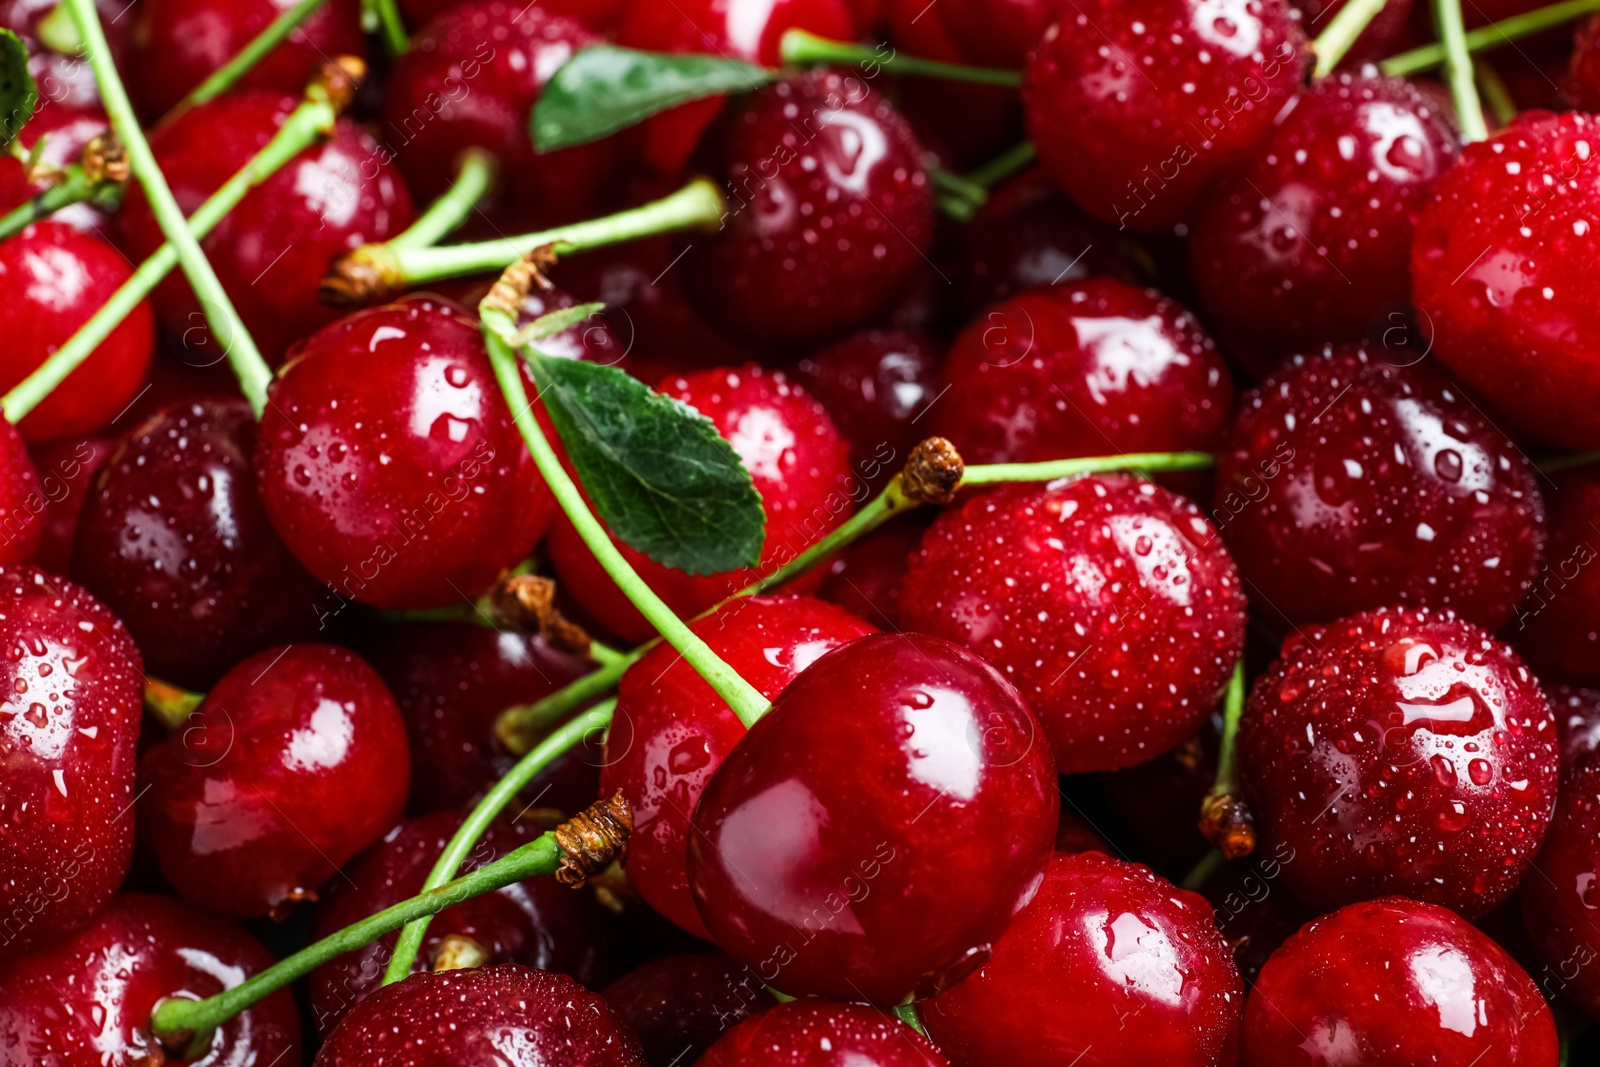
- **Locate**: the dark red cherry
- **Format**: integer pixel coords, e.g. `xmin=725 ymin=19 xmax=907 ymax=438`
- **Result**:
xmin=1571 ymin=15 xmax=1600 ymax=111
xmin=934 ymin=278 xmax=1233 ymax=466
xmin=1189 ymin=73 xmax=1460 ymax=361
xmin=817 ymin=517 xmax=927 ymax=630
xmin=1215 ymin=344 xmax=1546 ymax=632
xmin=1511 ymin=463 xmax=1600 ymax=686
xmin=687 ymin=632 xmax=1058 ymax=1003
xmin=27 ymin=435 xmax=112 ymax=575
xmin=601 ymin=953 xmax=779 ymax=1067
xmin=137 ymin=643 xmax=410 ymax=918
xmin=925 ymin=0 xmax=1055 ymax=67
xmin=1412 ymin=112 xmax=1600 ymax=449
xmin=1551 ymin=685 xmax=1600 ymax=776
xmin=1199 ymin=845 xmax=1310 ymax=987
xmin=901 ymin=475 xmax=1246 ymax=773
xmin=1096 ymin=718 xmax=1219 ymax=874
xmin=0 ymin=102 xmax=111 ymax=231
xmin=684 ymin=70 xmax=935 ymax=352
xmin=313 ymin=964 xmax=647 ymax=1066
xmin=1239 ymin=606 xmax=1559 ymax=918
xmin=886 ymin=0 xmax=1022 ymax=170
xmin=0 ymin=0 xmax=130 ymax=109
xmin=1246 ymin=897 xmax=1557 ymax=1065
xmin=120 ymin=90 xmax=415 ymax=363
xmin=602 ymin=595 xmax=876 ymax=936
xmin=549 ymin=365 xmax=854 ymax=643
xmin=923 ymin=852 xmax=1244 ymax=1067
xmin=399 ymin=0 xmax=628 ymax=31
xmin=699 ymin=1001 xmax=949 ymax=1067
xmin=0 ymin=893 xmax=301 ymax=1066
xmin=795 ymin=328 xmax=943 ymax=476
xmin=1289 ymin=0 xmax=1415 ymax=65
xmin=1521 ymin=754 xmax=1600 ymax=1018
xmin=72 ymin=398 xmax=325 ymax=688
xmin=0 ymin=566 xmax=141 ymax=957
xmin=1052 ymin=810 xmax=1110 ymax=854
xmin=256 ymin=295 xmax=555 ymax=610
xmin=0 ymin=422 xmax=45 ymax=565
xmin=1022 ymin=0 xmax=1308 ymax=231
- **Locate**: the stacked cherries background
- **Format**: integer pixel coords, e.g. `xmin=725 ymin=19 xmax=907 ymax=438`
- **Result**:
xmin=1 ymin=0 xmax=1600 ymax=1062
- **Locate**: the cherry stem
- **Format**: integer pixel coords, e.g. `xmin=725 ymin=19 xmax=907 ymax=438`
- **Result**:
xmin=777 ymin=29 xmax=1023 ymax=86
xmin=388 ymin=148 xmax=496 ymax=251
xmin=894 ymin=1002 xmax=929 ymax=1037
xmin=163 ymin=0 xmax=329 ymax=120
xmin=964 ymin=141 xmax=1037 ymax=190
xmin=0 ymin=160 xmax=119 ymax=242
xmin=143 ymin=678 xmax=204 ymax=731
xmin=1179 ymin=849 xmax=1225 ymax=891
xmin=382 ymin=699 xmax=616 ymax=985
xmin=61 ymin=0 xmax=276 ymax=414
xmin=361 ymin=0 xmax=408 ymax=54
xmin=1209 ymin=662 xmax=1246 ymax=804
xmin=497 ymin=648 xmax=643 ymax=754
xmin=0 ymin=90 xmax=339 ymax=422
xmin=961 ymin=450 xmax=1214 ymax=486
xmin=1198 ymin=661 xmax=1257 ymax=859
xmin=1311 ymin=0 xmax=1389 ymax=78
xmin=1542 ymin=449 xmax=1600 ymax=473
xmin=1475 ymin=58 xmax=1517 ymax=125
xmin=1381 ymin=0 xmax=1600 ymax=76
xmin=1432 ymin=0 xmax=1490 ymax=141
xmin=930 ymin=165 xmax=988 ymax=220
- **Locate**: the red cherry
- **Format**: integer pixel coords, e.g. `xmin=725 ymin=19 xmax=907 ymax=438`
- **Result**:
xmin=816 ymin=517 xmax=927 ymax=630
xmin=698 ymin=1001 xmax=950 ymax=1067
xmin=687 ymin=632 xmax=1058 ymax=1003
xmin=0 ymin=421 xmax=45 ymax=565
xmin=1053 ymin=810 xmax=1111 ymax=854
xmin=137 ymin=643 xmax=411 ymax=918
xmin=0 ymin=893 xmax=301 ymax=1066
xmin=399 ymin=0 xmax=629 ymax=31
xmin=1512 ymin=463 xmax=1600 ymax=686
xmin=0 ymin=566 xmax=141 ymax=957
xmin=1198 ymin=846 xmax=1310 ymax=987
xmin=1215 ymin=344 xmax=1547 ymax=632
xmin=1551 ymin=685 xmax=1600 ymax=776
xmin=1022 ymin=0 xmax=1308 ymax=231
xmin=886 ymin=0 xmax=1021 ymax=171
xmin=0 ymin=0 xmax=130 ymax=108
xmin=1521 ymin=754 xmax=1600 ymax=1018
xmin=72 ymin=398 xmax=325 ymax=688
xmin=1239 ymin=606 xmax=1559 ymax=918
xmin=601 ymin=953 xmax=779 ymax=1067
xmin=313 ymin=964 xmax=648 ymax=1066
xmin=1289 ymin=0 xmax=1415 ymax=65
xmin=1412 ymin=111 xmax=1600 ymax=449
xmin=1189 ymin=73 xmax=1460 ymax=361
xmin=1571 ymin=15 xmax=1600 ymax=110
xmin=1096 ymin=718 xmax=1219 ymax=875
xmin=1245 ymin=897 xmax=1557 ymax=1065
xmin=256 ymin=296 xmax=555 ymax=610
xmin=119 ymin=90 xmax=415 ymax=363
xmin=923 ymin=852 xmax=1244 ymax=1067
xmin=27 ymin=435 xmax=111 ymax=575
xmin=0 ymin=102 xmax=111 ymax=232
xmin=548 ymin=365 xmax=855 ymax=643
xmin=925 ymin=0 xmax=1054 ymax=67
xmin=901 ymin=475 xmax=1247 ymax=773
xmin=795 ymin=328 xmax=944 ymax=476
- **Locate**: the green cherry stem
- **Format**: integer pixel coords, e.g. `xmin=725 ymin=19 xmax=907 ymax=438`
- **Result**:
xmin=1179 ymin=849 xmax=1226 ymax=891
xmin=387 ymin=147 xmax=496 ymax=251
xmin=164 ymin=0 xmax=329 ymax=119
xmin=894 ymin=1002 xmax=929 ymax=1037
xmin=963 ymin=141 xmax=1037 ymax=190
xmin=0 ymin=158 xmax=121 ymax=242
xmin=1381 ymin=0 xmax=1600 ymax=76
xmin=1432 ymin=0 xmax=1490 ymax=141
xmin=1311 ymin=0 xmax=1389 ymax=78
xmin=777 ymin=29 xmax=1023 ymax=86
xmin=496 ymin=648 xmax=642 ymax=755
xmin=1198 ymin=661 xmax=1256 ymax=860
xmin=1475 ymin=58 xmax=1518 ymax=125
xmin=143 ymin=678 xmax=205 ymax=731
xmin=360 ymin=0 xmax=408 ymax=54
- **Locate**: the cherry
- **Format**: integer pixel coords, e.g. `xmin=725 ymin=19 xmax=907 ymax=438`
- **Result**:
xmin=600 ymin=953 xmax=779 ymax=1067
xmin=1289 ymin=0 xmax=1415 ymax=65
xmin=1571 ymin=14 xmax=1600 ymax=111
xmin=922 ymin=0 xmax=1055 ymax=67
xmin=27 ymin=435 xmax=111 ymax=575
xmin=1245 ymin=896 xmax=1558 ymax=1065
xmin=683 ymin=70 xmax=936 ymax=352
xmin=1199 ymin=846 xmax=1310 ymax=987
xmin=1189 ymin=73 xmax=1461 ymax=361
xmin=601 ymin=594 xmax=876 ymax=936
xmin=0 ymin=421 xmax=46 ymax=565
xmin=1096 ymin=715 xmax=1219 ymax=874
xmin=922 ymin=851 xmax=1244 ymax=1067
xmin=1521 ymin=754 xmax=1600 ymax=1018
xmin=1022 ymin=0 xmax=1309 ymax=231
xmin=1412 ymin=111 xmax=1600 ymax=449
xmin=885 ymin=0 xmax=1022 ymax=171
xmin=72 ymin=398 xmax=326 ymax=688
xmin=1239 ymin=606 xmax=1559 ymax=918
xmin=0 ymin=0 xmax=130 ymax=109
xmin=1511 ymin=462 xmax=1600 ymax=686
xmin=933 ymin=278 xmax=1234 ymax=466
xmin=1551 ymin=685 xmax=1600 ymax=776
xmin=313 ymin=964 xmax=648 ymax=1066
xmin=548 ymin=365 xmax=855 ymax=643
xmin=137 ymin=643 xmax=410 ymax=918
xmin=1215 ymin=344 xmax=1547 ymax=632
xmin=686 ymin=632 xmax=1058 ymax=1003
xmin=900 ymin=475 xmax=1247 ymax=774
xmin=0 ymin=893 xmax=301 ymax=1066
xmin=119 ymin=90 xmax=415 ymax=363
xmin=0 ymin=566 xmax=141 ymax=957
xmin=816 ymin=517 xmax=927 ymax=630
xmin=697 ymin=1001 xmax=950 ymax=1067
xmin=0 ymin=101 xmax=111 ymax=232
xmin=255 ymin=295 xmax=555 ymax=610
xmin=794 ymin=328 xmax=943 ymax=477
xmin=399 ymin=0 xmax=629 ymax=32
xmin=1053 ymin=810 xmax=1111 ymax=854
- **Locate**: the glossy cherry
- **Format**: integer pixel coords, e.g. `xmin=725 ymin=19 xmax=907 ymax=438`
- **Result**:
xmin=1551 ymin=685 xmax=1600 ymax=776
xmin=1571 ymin=14 xmax=1600 ymax=111
xmin=817 ymin=517 xmax=927 ymax=630
xmin=399 ymin=0 xmax=629 ymax=31
xmin=1022 ymin=0 xmax=1309 ymax=231
xmin=601 ymin=953 xmax=779 ymax=1067
xmin=0 ymin=101 xmax=111 ymax=232
xmin=698 ymin=1001 xmax=949 ymax=1067
xmin=1239 ymin=606 xmax=1559 ymax=918
xmin=886 ymin=0 xmax=1022 ymax=170
xmin=686 ymin=632 xmax=1058 ymax=1003
xmin=26 ymin=435 xmax=111 ymax=575
xmin=1199 ymin=844 xmax=1310 ymax=988
xmin=0 ymin=422 xmax=45 ymax=565
xmin=923 ymin=0 xmax=1055 ymax=67
xmin=313 ymin=964 xmax=647 ymax=1066
xmin=901 ymin=475 xmax=1247 ymax=773
xmin=0 ymin=893 xmax=301 ymax=1066
xmin=1521 ymin=754 xmax=1600 ymax=1018
xmin=0 ymin=566 xmax=141 ymax=957
xmin=1511 ymin=462 xmax=1600 ymax=686
xmin=1245 ymin=897 xmax=1558 ymax=1065
xmin=137 ymin=643 xmax=410 ymax=917
xmin=548 ymin=365 xmax=854 ymax=643
xmin=256 ymin=295 xmax=555 ymax=610
xmin=922 ymin=851 xmax=1244 ymax=1067
xmin=795 ymin=328 xmax=943 ymax=476
xmin=1215 ymin=344 xmax=1547 ymax=632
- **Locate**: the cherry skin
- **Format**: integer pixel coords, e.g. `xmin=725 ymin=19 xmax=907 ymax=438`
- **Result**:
xmin=0 ymin=893 xmax=301 ymax=1066
xmin=1239 ymin=606 xmax=1559 ymax=918
xmin=1199 ymin=844 xmax=1311 ymax=988
xmin=1189 ymin=73 xmax=1461 ymax=361
xmin=886 ymin=0 xmax=1022 ymax=171
xmin=1245 ymin=897 xmax=1558 ymax=1065
xmin=0 ymin=102 xmax=111 ymax=232
xmin=922 ymin=852 xmax=1244 ymax=1067
xmin=1551 ymin=685 xmax=1600 ymax=775
xmin=1511 ymin=462 xmax=1600 ymax=686
xmin=1095 ymin=716 xmax=1219 ymax=875
xmin=1022 ymin=0 xmax=1309 ymax=231
xmin=549 ymin=365 xmax=855 ymax=644
xmin=602 ymin=594 xmax=876 ymax=937
xmin=817 ymin=517 xmax=927 ymax=630
xmin=687 ymin=632 xmax=1059 ymax=1003
xmin=1412 ymin=112 xmax=1600 ymax=449
xmin=1521 ymin=754 xmax=1600 ymax=1018
xmin=0 ymin=566 xmax=141 ymax=958
xmin=697 ymin=1001 xmax=949 ymax=1067
xmin=72 ymin=398 xmax=326 ymax=688
xmin=400 ymin=0 xmax=628 ymax=31
xmin=600 ymin=953 xmax=779 ymax=1067
xmin=684 ymin=70 xmax=936 ymax=352
xmin=0 ymin=421 xmax=45 ymax=565
xmin=1215 ymin=344 xmax=1547 ymax=632
xmin=119 ymin=90 xmax=415 ymax=363
xmin=137 ymin=643 xmax=411 ymax=918
xmin=27 ymin=435 xmax=111 ymax=576
xmin=900 ymin=475 xmax=1247 ymax=774
xmin=1571 ymin=14 xmax=1600 ymax=111
xmin=313 ymin=964 xmax=648 ymax=1066
xmin=925 ymin=0 xmax=1056 ymax=67
xmin=794 ymin=328 xmax=944 ymax=476
xmin=255 ymin=295 xmax=555 ymax=610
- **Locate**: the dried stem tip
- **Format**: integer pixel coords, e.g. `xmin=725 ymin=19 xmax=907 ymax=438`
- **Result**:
xmin=79 ymin=134 xmax=129 ymax=185
xmin=483 ymin=245 xmax=559 ymax=317
xmin=901 ymin=437 xmax=964 ymax=504
xmin=320 ymin=244 xmax=400 ymax=308
xmin=312 ymin=56 xmax=367 ymax=112
xmin=1199 ymin=794 xmax=1257 ymax=859
xmin=554 ymin=791 xmax=632 ymax=887
xmin=492 ymin=573 xmax=593 ymax=654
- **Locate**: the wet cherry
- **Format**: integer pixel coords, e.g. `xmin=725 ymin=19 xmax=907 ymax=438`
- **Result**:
xmin=1199 ymin=846 xmax=1310 ymax=988
xmin=1521 ymin=753 xmax=1600 ymax=1018
xmin=794 ymin=328 xmax=944 ymax=477
xmin=399 ymin=0 xmax=629 ymax=32
xmin=0 ymin=422 xmax=45 ymax=565
xmin=601 ymin=954 xmax=779 ymax=1067
xmin=886 ymin=0 xmax=1022 ymax=170
xmin=817 ymin=517 xmax=927 ymax=630
xmin=698 ymin=1001 xmax=950 ymax=1066
xmin=1551 ymin=685 xmax=1600 ymax=775
xmin=26 ymin=435 xmax=111 ymax=576
xmin=0 ymin=101 xmax=111 ymax=232
xmin=1511 ymin=462 xmax=1600 ymax=686
xmin=1570 ymin=14 xmax=1600 ymax=110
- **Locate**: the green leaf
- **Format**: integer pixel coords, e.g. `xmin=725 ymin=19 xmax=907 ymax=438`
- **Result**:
xmin=522 ymin=348 xmax=765 ymax=575
xmin=532 ymin=45 xmax=774 ymax=152
xmin=0 ymin=30 xmax=37 ymax=152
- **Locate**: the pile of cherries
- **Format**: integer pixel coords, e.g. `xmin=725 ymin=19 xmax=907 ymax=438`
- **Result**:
xmin=3 ymin=0 xmax=1600 ymax=1062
